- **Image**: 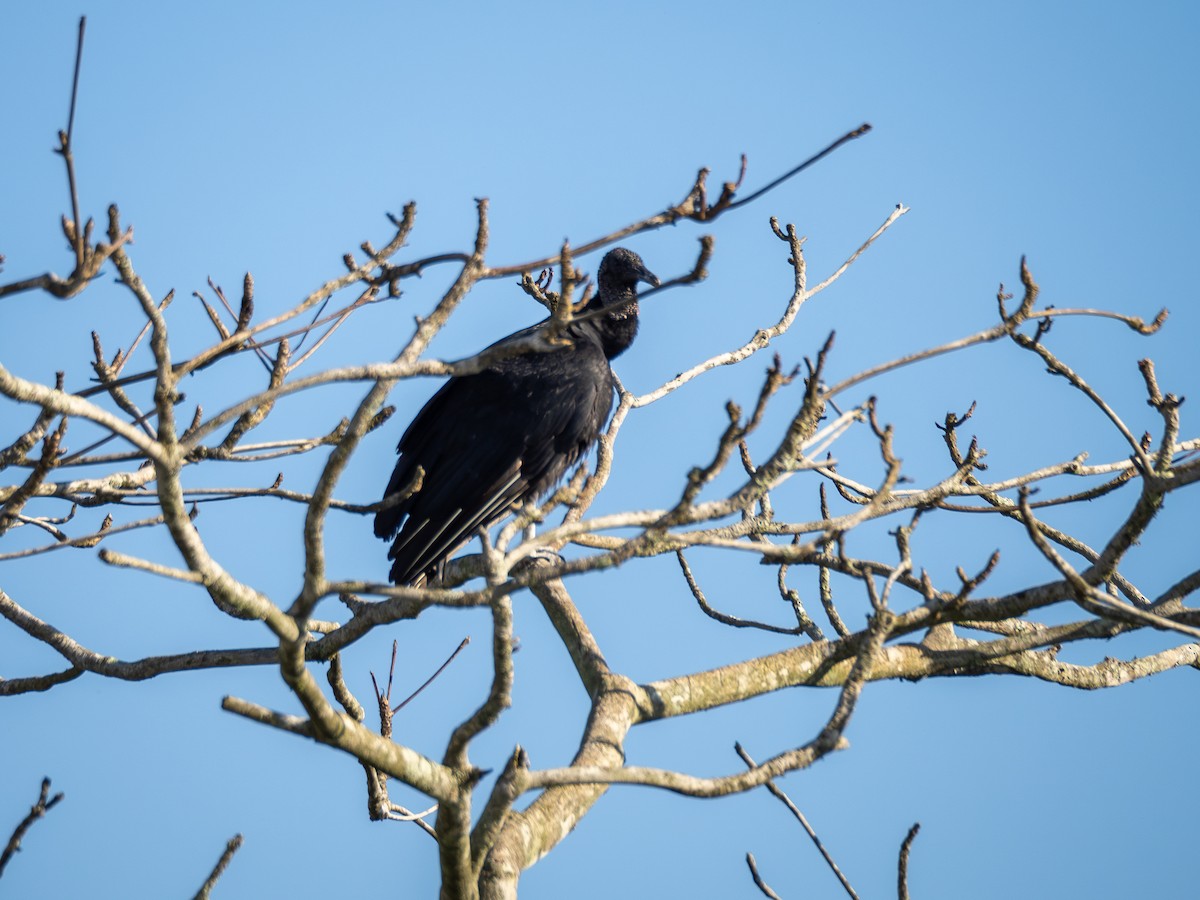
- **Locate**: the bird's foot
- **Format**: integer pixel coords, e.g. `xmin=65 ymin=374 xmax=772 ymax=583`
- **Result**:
xmin=513 ymin=547 xmax=565 ymax=575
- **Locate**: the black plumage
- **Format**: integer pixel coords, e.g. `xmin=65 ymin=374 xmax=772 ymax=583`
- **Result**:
xmin=374 ymin=247 xmax=659 ymax=586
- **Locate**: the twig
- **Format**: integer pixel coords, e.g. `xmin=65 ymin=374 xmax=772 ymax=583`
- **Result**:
xmin=1017 ymin=490 xmax=1200 ymax=639
xmin=480 ymin=126 xmax=872 ymax=279
xmin=0 ymin=778 xmax=65 ymax=879
xmin=444 ymin=597 xmax=513 ymax=768
xmin=726 ymin=124 xmax=871 ymax=211
xmin=99 ymin=548 xmax=204 ymax=583
xmin=898 ymin=822 xmax=921 ymax=900
xmin=62 ymin=17 xmax=87 ymax=271
xmin=0 ymin=512 xmax=164 ymax=562
xmin=737 ymin=745 xmax=860 ymax=900
xmin=393 ymin=637 xmax=471 ymax=713
xmin=676 ymin=550 xmax=804 ymax=635
xmin=191 ymin=834 xmax=244 ymax=900
xmin=746 ymin=853 xmax=785 ymax=900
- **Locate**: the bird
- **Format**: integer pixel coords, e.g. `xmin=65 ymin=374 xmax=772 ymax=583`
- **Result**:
xmin=374 ymin=247 xmax=660 ymax=586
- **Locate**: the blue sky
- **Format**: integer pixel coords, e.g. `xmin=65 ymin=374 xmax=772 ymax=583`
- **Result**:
xmin=2 ymin=3 xmax=1197 ymax=898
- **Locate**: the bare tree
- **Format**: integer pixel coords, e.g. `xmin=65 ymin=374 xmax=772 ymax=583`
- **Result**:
xmin=3 ymin=20 xmax=1197 ymax=900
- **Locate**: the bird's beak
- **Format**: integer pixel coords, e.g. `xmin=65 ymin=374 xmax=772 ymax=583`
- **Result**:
xmin=638 ymin=266 xmax=661 ymax=289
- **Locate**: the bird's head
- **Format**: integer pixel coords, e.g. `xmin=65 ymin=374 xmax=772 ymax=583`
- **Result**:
xmin=589 ymin=247 xmax=654 ymax=355
xmin=597 ymin=247 xmax=660 ymax=298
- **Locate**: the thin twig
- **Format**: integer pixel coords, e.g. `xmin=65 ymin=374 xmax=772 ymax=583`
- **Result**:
xmin=393 ymin=637 xmax=471 ymax=713
xmin=737 ymin=745 xmax=861 ymax=900
xmin=746 ymin=853 xmax=785 ymax=900
xmin=191 ymin=834 xmax=244 ymax=900
xmin=898 ymin=822 xmax=921 ymax=900
xmin=62 ymin=17 xmax=87 ymax=270
xmin=677 ymin=551 xmax=803 ymax=635
xmin=0 ymin=778 xmax=65 ymax=879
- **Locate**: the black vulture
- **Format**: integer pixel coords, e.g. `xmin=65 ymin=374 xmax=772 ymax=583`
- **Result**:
xmin=374 ymin=247 xmax=659 ymax=586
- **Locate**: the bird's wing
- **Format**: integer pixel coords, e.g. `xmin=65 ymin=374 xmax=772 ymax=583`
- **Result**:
xmin=379 ymin=369 xmax=539 ymax=585
xmin=373 ymin=377 xmax=461 ymax=541
xmin=512 ymin=360 xmax=614 ymax=495
xmin=377 ymin=342 xmax=615 ymax=586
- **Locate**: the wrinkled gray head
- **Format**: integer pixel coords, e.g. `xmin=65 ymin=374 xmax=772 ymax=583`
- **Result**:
xmin=597 ymin=248 xmax=659 ymax=298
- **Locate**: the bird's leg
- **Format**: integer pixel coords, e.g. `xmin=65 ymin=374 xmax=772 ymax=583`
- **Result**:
xmin=512 ymin=520 xmax=565 ymax=572
xmin=525 ymin=522 xmax=564 ymax=565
